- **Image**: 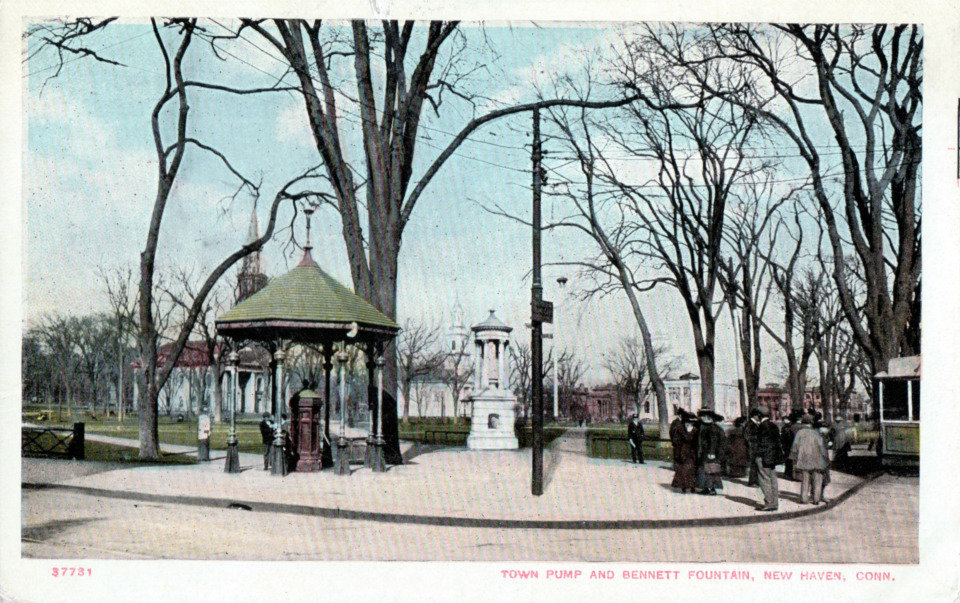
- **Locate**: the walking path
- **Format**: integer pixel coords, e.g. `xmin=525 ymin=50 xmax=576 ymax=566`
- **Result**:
xmin=21 ymin=426 xmax=873 ymax=528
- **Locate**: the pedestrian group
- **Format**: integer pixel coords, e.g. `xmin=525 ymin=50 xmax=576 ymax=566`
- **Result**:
xmin=652 ymin=405 xmax=841 ymax=511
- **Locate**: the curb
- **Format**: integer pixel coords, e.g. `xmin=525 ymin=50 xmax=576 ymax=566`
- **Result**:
xmin=22 ymin=472 xmax=880 ymax=530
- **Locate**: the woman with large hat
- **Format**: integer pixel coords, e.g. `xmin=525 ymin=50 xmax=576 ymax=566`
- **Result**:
xmin=696 ymin=409 xmax=726 ymax=495
xmin=670 ymin=409 xmax=699 ymax=493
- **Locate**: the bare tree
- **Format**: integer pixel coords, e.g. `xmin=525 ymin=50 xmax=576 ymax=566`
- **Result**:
xmin=603 ymin=335 xmax=673 ymax=417
xmin=509 ymin=343 xmax=556 ymax=421
xmin=29 ymin=18 xmax=323 ymax=458
xmin=36 ymin=314 xmax=82 ymax=419
xmin=555 ymin=349 xmax=586 ymax=420
xmin=692 ymin=24 xmax=922 ymax=378
xmin=28 ymin=19 xmax=663 ymax=460
xmin=98 ymin=265 xmax=139 ymax=423
xmin=598 ymin=51 xmax=773 ymax=413
xmin=396 ymin=318 xmax=442 ymax=420
xmin=230 ymin=19 xmax=648 ymax=461
xmin=162 ymin=268 xmax=232 ymax=422
xmin=719 ymin=174 xmax=798 ymax=415
xmin=437 ymin=330 xmax=474 ymax=420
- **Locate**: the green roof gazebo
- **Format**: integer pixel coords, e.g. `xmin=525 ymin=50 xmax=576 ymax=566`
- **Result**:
xmin=217 ymin=209 xmax=400 ymax=476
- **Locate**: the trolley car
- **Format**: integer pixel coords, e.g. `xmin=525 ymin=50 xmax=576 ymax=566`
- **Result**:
xmin=874 ymin=356 xmax=920 ymax=467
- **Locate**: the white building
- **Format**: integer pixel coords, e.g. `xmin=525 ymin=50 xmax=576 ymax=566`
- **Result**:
xmin=637 ymin=373 xmax=743 ymax=423
xmin=398 ymin=302 xmax=475 ymax=419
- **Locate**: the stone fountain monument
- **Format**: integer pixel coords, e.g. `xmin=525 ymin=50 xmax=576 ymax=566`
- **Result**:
xmin=467 ymin=310 xmax=519 ymax=450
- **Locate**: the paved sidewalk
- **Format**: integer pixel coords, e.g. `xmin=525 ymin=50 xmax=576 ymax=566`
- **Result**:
xmin=22 ymin=427 xmax=869 ymax=527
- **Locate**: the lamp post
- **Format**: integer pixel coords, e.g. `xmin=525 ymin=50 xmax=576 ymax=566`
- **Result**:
xmin=372 ymin=356 xmax=387 ymax=472
xmin=224 ymin=350 xmax=241 ymax=473
xmin=335 ymin=346 xmax=351 ymax=475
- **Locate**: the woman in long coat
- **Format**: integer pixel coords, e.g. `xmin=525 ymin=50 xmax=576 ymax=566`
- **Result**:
xmin=696 ymin=410 xmax=726 ymax=495
xmin=671 ymin=413 xmax=699 ymax=493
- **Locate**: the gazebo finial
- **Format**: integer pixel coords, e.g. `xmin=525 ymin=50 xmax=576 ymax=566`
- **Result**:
xmin=298 ymin=205 xmax=318 ymax=268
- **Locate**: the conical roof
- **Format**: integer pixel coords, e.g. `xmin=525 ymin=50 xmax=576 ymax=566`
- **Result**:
xmin=472 ymin=309 xmax=512 ymax=333
xmin=217 ymin=251 xmax=399 ymax=343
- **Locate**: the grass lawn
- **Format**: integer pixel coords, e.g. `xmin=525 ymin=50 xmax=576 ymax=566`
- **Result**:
xmin=83 ymin=440 xmax=198 ymax=465
xmin=30 ymin=414 xmax=269 ymax=455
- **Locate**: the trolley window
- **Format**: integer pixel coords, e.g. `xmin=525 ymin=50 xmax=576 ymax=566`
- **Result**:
xmin=881 ymin=381 xmax=909 ymax=421
xmin=911 ymin=379 xmax=920 ymax=421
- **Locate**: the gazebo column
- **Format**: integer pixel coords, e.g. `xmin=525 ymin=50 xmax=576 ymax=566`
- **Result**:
xmin=224 ymin=350 xmax=241 ymax=474
xmin=372 ymin=356 xmax=387 ymax=472
xmin=321 ymin=344 xmax=334 ymax=468
xmin=364 ymin=345 xmax=376 ymax=469
xmin=271 ymin=347 xmax=288 ymax=476
xmin=474 ymin=341 xmax=483 ymax=390
xmin=335 ymin=347 xmax=351 ymax=476
xmin=501 ymin=340 xmax=511 ymax=392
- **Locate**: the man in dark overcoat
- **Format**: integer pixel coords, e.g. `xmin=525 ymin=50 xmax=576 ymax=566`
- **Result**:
xmin=780 ymin=410 xmax=801 ymax=481
xmin=751 ymin=406 xmax=782 ymax=511
xmin=743 ymin=411 xmax=759 ymax=486
xmin=669 ymin=407 xmax=686 ymax=470
xmin=259 ymin=412 xmax=274 ymax=471
xmin=627 ymin=414 xmax=645 ymax=464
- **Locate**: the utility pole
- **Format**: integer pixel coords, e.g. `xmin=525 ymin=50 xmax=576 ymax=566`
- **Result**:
xmin=555 ymin=276 xmax=567 ymax=421
xmin=530 ymin=107 xmax=552 ymax=496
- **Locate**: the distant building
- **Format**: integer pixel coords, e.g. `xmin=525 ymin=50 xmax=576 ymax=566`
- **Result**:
xmin=637 ymin=373 xmax=742 ymax=423
xmin=397 ymin=302 xmax=475 ymax=419
xmin=570 ymin=384 xmax=632 ymax=423
xmin=131 ymin=342 xmax=271 ymax=416
xmin=757 ymin=384 xmax=869 ymax=421
xmin=130 ymin=206 xmax=272 ymax=416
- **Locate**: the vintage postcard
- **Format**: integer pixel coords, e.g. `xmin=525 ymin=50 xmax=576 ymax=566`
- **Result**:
xmin=3 ymin=0 xmax=958 ymax=601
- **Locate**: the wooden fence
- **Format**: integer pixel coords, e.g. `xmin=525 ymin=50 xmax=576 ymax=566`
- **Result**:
xmin=22 ymin=422 xmax=85 ymax=460
xmin=587 ymin=433 xmax=672 ymax=462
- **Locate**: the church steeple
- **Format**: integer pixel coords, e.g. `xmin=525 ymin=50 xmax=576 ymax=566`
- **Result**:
xmin=237 ymin=205 xmax=269 ymax=303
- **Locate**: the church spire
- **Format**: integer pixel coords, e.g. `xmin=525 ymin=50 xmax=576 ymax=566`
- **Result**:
xmin=237 ymin=204 xmax=269 ymax=303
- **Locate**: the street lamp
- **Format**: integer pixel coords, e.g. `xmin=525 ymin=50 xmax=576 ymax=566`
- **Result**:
xmin=224 ymin=350 xmax=241 ymax=473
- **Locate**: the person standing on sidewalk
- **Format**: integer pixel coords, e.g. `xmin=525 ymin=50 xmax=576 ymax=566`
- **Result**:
xmin=780 ymin=410 xmax=800 ymax=481
xmin=197 ymin=408 xmax=212 ymax=462
xmin=751 ymin=407 xmax=782 ymax=511
xmin=627 ymin=414 xmax=645 ymax=464
xmin=724 ymin=417 xmax=749 ymax=478
xmin=671 ymin=411 xmax=699 ymax=493
xmin=743 ymin=410 xmax=760 ymax=487
xmin=790 ymin=414 xmax=830 ymax=504
xmin=696 ymin=409 xmax=725 ymax=495
xmin=259 ymin=412 xmax=274 ymax=470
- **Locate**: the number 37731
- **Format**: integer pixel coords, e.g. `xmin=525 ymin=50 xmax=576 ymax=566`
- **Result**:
xmin=52 ymin=567 xmax=92 ymax=577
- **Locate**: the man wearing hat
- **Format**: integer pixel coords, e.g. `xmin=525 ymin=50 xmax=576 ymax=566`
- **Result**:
xmin=790 ymin=414 xmax=830 ymax=504
xmin=750 ymin=406 xmax=782 ymax=511
xmin=259 ymin=412 xmax=275 ymax=471
xmin=696 ymin=409 xmax=725 ymax=495
xmin=780 ymin=410 xmax=802 ymax=481
xmin=627 ymin=413 xmax=645 ymax=464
